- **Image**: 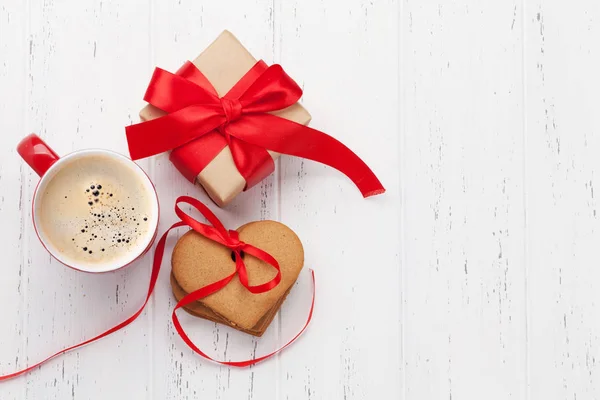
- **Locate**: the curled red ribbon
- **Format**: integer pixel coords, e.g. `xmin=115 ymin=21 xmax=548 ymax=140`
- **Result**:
xmin=0 ymin=196 xmax=315 ymax=381
xmin=126 ymin=60 xmax=385 ymax=197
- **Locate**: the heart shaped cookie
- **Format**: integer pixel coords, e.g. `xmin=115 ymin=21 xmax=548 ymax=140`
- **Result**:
xmin=171 ymin=220 xmax=304 ymax=336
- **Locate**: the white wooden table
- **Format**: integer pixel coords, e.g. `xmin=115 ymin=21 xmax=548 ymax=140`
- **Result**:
xmin=1 ymin=0 xmax=598 ymax=398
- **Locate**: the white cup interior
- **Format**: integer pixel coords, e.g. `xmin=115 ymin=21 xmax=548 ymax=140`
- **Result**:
xmin=32 ymin=149 xmax=159 ymax=273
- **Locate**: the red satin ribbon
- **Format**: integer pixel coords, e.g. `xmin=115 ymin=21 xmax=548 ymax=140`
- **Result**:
xmin=0 ymin=196 xmax=315 ymax=381
xmin=126 ymin=60 xmax=385 ymax=197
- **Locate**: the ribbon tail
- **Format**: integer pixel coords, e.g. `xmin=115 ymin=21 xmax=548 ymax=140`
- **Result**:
xmin=172 ymin=269 xmax=315 ymax=368
xmin=126 ymin=105 xmax=225 ymax=160
xmin=0 ymin=221 xmax=187 ymax=382
xmin=228 ymin=135 xmax=274 ymax=189
xmin=0 ymin=194 xmax=313 ymax=379
xmin=230 ymin=115 xmax=385 ymax=197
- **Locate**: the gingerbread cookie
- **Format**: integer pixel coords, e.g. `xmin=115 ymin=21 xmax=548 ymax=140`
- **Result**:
xmin=170 ymin=273 xmax=293 ymax=337
xmin=171 ymin=220 xmax=304 ymax=336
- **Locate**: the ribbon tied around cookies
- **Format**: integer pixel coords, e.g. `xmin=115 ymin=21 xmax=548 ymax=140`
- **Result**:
xmin=173 ymin=196 xmax=282 ymax=294
xmin=125 ymin=60 xmax=385 ymax=196
xmin=0 ymin=196 xmax=314 ymax=380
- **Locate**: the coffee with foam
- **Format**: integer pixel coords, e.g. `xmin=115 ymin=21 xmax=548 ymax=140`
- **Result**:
xmin=35 ymin=153 xmax=156 ymax=270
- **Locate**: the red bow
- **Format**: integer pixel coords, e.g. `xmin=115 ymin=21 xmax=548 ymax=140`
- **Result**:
xmin=126 ymin=60 xmax=385 ymax=196
xmin=173 ymin=195 xmax=282 ymax=294
xmin=169 ymin=197 xmax=314 ymax=367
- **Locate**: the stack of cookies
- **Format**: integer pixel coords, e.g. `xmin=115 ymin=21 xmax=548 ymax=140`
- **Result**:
xmin=170 ymin=220 xmax=304 ymax=337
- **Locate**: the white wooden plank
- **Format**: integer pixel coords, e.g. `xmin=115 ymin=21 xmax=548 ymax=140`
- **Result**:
xmin=0 ymin=1 xmax=28 ymax=399
xmin=525 ymin=2 xmax=600 ymax=398
xmin=12 ymin=0 xmax=600 ymax=398
xmin=277 ymin=0 xmax=402 ymax=399
xmin=148 ymin=2 xmax=282 ymax=399
xmin=402 ymin=1 xmax=527 ymax=399
xmin=17 ymin=0 xmax=153 ymax=398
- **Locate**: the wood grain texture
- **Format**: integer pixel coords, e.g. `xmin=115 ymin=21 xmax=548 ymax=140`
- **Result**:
xmin=3 ymin=0 xmax=600 ymax=398
xmin=277 ymin=0 xmax=401 ymax=399
xmin=18 ymin=0 xmax=153 ymax=399
xmin=0 ymin=1 xmax=27 ymax=399
xmin=402 ymin=1 xmax=526 ymax=399
xmin=525 ymin=2 xmax=600 ymax=399
xmin=148 ymin=2 xmax=283 ymax=399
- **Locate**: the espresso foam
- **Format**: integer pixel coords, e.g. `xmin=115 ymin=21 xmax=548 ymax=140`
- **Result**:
xmin=37 ymin=154 xmax=155 ymax=268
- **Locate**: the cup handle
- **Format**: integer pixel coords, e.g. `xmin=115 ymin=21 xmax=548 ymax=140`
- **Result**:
xmin=17 ymin=134 xmax=60 ymax=177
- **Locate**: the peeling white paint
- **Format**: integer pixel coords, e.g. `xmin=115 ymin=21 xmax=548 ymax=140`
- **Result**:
xmin=7 ymin=0 xmax=600 ymax=399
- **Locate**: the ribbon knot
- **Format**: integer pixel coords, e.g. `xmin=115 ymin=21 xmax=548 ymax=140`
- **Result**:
xmin=226 ymin=229 xmax=245 ymax=250
xmin=174 ymin=196 xmax=281 ymax=294
xmin=220 ymin=97 xmax=242 ymax=125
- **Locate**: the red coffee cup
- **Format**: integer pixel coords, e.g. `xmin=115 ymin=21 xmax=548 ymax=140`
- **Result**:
xmin=17 ymin=134 xmax=159 ymax=273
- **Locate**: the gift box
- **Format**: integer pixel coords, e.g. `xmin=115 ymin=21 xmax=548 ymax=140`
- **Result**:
xmin=127 ymin=31 xmax=385 ymax=206
xmin=139 ymin=31 xmax=311 ymax=207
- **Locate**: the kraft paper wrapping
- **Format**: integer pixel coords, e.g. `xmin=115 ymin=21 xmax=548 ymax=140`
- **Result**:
xmin=139 ymin=30 xmax=311 ymax=207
